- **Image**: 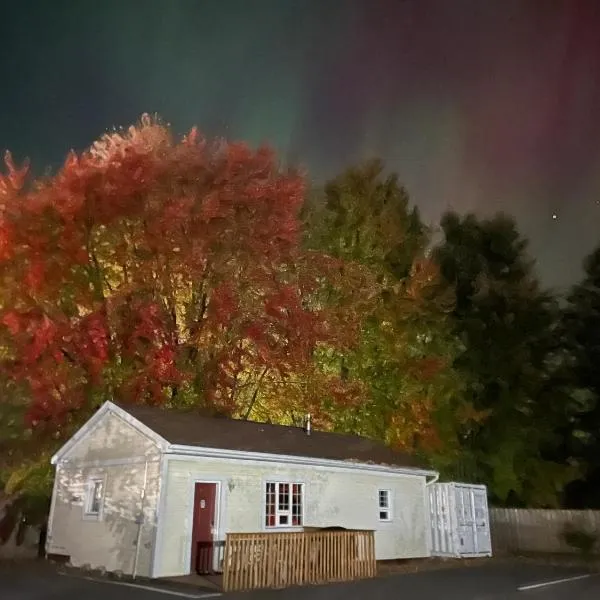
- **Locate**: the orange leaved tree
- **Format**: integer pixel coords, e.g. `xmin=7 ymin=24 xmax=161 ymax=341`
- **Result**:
xmin=0 ymin=116 xmax=361 ymax=518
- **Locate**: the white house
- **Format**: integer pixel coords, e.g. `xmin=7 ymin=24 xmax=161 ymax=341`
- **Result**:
xmin=46 ymin=401 xmax=439 ymax=578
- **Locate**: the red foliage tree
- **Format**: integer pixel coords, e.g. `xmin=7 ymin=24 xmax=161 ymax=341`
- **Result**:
xmin=0 ymin=115 xmax=358 ymax=435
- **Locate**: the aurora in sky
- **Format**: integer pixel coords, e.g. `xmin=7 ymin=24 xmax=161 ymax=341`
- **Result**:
xmin=1 ymin=0 xmax=599 ymax=289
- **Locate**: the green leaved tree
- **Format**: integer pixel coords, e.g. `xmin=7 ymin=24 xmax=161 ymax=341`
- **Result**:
xmin=303 ymin=160 xmax=477 ymax=471
xmin=434 ymin=212 xmax=577 ymax=507
xmin=561 ymin=245 xmax=600 ymax=508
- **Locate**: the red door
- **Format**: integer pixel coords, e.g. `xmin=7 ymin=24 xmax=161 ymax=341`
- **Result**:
xmin=190 ymin=482 xmax=217 ymax=573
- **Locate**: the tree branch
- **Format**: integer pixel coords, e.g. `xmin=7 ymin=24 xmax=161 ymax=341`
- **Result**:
xmin=242 ymin=367 xmax=269 ymax=420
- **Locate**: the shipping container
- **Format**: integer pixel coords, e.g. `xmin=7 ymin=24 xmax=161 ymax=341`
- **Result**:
xmin=428 ymin=482 xmax=492 ymax=558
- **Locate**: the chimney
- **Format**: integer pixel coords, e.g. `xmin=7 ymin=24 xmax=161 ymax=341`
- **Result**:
xmin=305 ymin=413 xmax=312 ymax=436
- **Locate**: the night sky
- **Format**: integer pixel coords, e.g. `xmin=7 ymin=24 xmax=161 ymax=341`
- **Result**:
xmin=2 ymin=0 xmax=600 ymax=290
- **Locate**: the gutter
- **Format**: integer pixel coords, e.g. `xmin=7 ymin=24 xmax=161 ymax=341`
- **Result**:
xmin=166 ymin=444 xmax=438 ymax=479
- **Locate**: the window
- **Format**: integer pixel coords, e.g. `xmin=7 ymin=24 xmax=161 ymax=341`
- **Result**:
xmin=265 ymin=482 xmax=303 ymax=528
xmin=85 ymin=478 xmax=104 ymax=517
xmin=378 ymin=489 xmax=392 ymax=521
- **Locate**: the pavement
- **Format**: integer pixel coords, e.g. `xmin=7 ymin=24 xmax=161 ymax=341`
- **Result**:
xmin=1 ymin=560 xmax=599 ymax=600
xmin=227 ymin=564 xmax=599 ymax=600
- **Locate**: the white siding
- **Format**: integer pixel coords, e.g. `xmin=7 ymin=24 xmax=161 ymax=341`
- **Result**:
xmin=156 ymin=455 xmax=428 ymax=577
xmin=47 ymin=412 xmax=162 ymax=577
xmin=62 ymin=412 xmax=159 ymax=463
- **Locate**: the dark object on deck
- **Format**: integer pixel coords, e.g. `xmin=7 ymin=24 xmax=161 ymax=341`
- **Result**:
xmin=195 ymin=540 xmax=225 ymax=575
xmin=38 ymin=523 xmax=47 ymax=558
xmin=46 ymin=553 xmax=70 ymax=563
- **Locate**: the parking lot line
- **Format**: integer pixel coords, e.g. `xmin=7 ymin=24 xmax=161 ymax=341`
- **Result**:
xmin=58 ymin=571 xmax=221 ymax=598
xmin=517 ymin=573 xmax=592 ymax=592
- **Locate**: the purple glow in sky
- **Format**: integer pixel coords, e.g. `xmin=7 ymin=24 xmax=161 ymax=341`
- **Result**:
xmin=1 ymin=0 xmax=599 ymax=289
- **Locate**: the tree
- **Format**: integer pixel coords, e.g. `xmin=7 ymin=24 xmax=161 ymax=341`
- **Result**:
xmin=303 ymin=159 xmax=428 ymax=280
xmin=561 ymin=245 xmax=600 ymax=508
xmin=303 ymin=160 xmax=477 ymax=468
xmin=0 ymin=115 xmax=360 ymax=517
xmin=434 ymin=212 xmax=576 ymax=507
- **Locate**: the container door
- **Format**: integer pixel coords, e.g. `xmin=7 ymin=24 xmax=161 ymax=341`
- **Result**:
xmin=455 ymin=486 xmax=477 ymax=555
xmin=429 ymin=484 xmax=456 ymax=556
xmin=472 ymin=487 xmax=492 ymax=555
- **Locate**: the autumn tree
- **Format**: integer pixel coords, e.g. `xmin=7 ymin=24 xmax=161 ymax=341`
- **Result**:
xmin=0 ymin=116 xmax=361 ymax=512
xmin=433 ymin=212 xmax=576 ymax=506
xmin=303 ymin=160 xmax=476 ymax=468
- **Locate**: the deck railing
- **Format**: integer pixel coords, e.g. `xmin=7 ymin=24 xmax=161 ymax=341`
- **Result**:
xmin=222 ymin=530 xmax=376 ymax=592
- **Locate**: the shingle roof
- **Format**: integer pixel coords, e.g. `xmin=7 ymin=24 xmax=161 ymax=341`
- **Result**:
xmin=119 ymin=403 xmax=426 ymax=470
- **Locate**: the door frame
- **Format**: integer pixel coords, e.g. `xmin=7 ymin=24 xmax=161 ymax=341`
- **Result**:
xmin=186 ymin=479 xmax=223 ymax=574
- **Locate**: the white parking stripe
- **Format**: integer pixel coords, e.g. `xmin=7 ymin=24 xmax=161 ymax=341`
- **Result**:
xmin=59 ymin=572 xmax=221 ymax=598
xmin=517 ymin=573 xmax=591 ymax=592
xmin=86 ymin=578 xmax=222 ymax=598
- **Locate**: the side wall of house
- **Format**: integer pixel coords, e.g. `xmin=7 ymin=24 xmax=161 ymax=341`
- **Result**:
xmin=46 ymin=412 xmax=162 ymax=578
xmin=155 ymin=455 xmax=428 ymax=578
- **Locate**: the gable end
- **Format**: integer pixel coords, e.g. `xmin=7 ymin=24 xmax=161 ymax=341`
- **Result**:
xmin=51 ymin=401 xmax=169 ymax=465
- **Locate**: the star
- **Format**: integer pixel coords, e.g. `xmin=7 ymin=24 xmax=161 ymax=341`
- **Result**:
xmin=552 ymin=214 xmax=558 ymax=220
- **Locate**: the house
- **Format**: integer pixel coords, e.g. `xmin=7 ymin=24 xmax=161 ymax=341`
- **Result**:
xmin=46 ymin=401 xmax=440 ymax=578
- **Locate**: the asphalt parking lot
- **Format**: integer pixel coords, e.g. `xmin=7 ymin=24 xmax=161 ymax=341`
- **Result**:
xmin=231 ymin=564 xmax=599 ymax=600
xmin=1 ymin=560 xmax=599 ymax=600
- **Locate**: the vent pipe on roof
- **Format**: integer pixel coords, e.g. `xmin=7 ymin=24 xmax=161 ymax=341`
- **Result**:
xmin=305 ymin=413 xmax=311 ymax=436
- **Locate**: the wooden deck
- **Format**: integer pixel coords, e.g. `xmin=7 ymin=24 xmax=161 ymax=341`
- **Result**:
xmin=223 ymin=530 xmax=376 ymax=592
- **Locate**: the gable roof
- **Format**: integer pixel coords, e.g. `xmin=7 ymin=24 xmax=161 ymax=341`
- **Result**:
xmin=118 ymin=402 xmax=427 ymax=471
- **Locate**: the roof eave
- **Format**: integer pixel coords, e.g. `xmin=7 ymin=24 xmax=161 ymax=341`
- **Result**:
xmin=166 ymin=443 xmax=438 ymax=478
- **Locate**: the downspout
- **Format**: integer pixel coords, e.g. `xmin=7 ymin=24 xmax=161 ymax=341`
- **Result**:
xmin=45 ymin=463 xmax=60 ymax=556
xmin=132 ymin=460 xmax=149 ymax=579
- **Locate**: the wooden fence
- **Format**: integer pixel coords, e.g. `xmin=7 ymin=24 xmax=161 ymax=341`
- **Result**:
xmin=491 ymin=508 xmax=600 ymax=555
xmin=222 ymin=530 xmax=376 ymax=592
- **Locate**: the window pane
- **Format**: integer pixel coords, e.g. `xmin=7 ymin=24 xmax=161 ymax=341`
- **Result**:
xmin=265 ymin=483 xmax=276 ymax=527
xmin=265 ymin=482 xmax=302 ymax=528
xmin=380 ymin=510 xmax=389 ymax=520
xmin=278 ymin=483 xmax=289 ymax=510
xmin=88 ymin=480 xmax=103 ymax=514
xmin=379 ymin=490 xmax=389 ymax=509
xmin=292 ymin=504 xmax=302 ymax=525
xmin=291 ymin=483 xmax=302 ymax=526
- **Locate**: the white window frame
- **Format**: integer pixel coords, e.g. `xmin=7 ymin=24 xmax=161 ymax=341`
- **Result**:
xmin=83 ymin=477 xmax=105 ymax=520
xmin=264 ymin=481 xmax=304 ymax=529
xmin=378 ymin=489 xmax=392 ymax=522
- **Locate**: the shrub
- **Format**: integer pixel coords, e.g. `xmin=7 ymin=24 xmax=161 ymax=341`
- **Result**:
xmin=561 ymin=523 xmax=598 ymax=556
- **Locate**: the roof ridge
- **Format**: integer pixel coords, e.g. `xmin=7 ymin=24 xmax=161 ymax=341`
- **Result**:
xmin=114 ymin=401 xmax=425 ymax=470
